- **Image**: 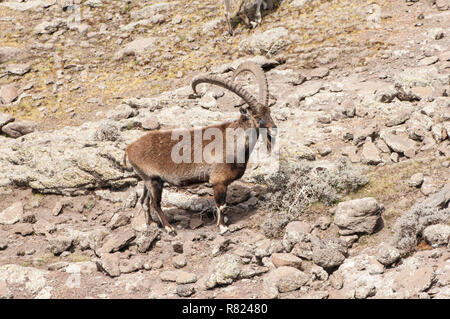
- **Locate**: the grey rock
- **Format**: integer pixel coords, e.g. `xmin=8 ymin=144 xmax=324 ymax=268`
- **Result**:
xmin=0 ymin=202 xmax=23 ymax=225
xmin=0 ymin=120 xmax=140 ymax=195
xmin=93 ymin=123 xmax=120 ymax=142
xmin=239 ymin=27 xmax=290 ymax=56
xmin=312 ymin=238 xmax=347 ymax=271
xmin=292 ymin=81 xmax=324 ymax=101
xmin=33 ymin=219 xmax=56 ymax=235
xmin=290 ymin=0 xmax=312 ymax=8
xmin=380 ymin=131 xmax=417 ymax=158
xmin=130 ymin=2 xmax=177 ymax=19
xmin=107 ymin=213 xmax=131 ymax=230
xmin=84 ymin=0 xmax=103 ymax=8
xmin=206 ymin=254 xmax=241 ymax=289
xmin=0 ymin=113 xmax=14 ymax=129
xmin=1 ymin=120 xmax=37 ymax=138
xmin=376 ymin=244 xmax=400 ymax=266
xmin=386 ymin=110 xmax=411 ymax=127
xmin=421 ymin=177 xmax=437 ymax=196
xmin=47 ymin=236 xmax=73 ymax=255
xmin=0 ymin=46 xmax=23 ymax=63
xmin=142 ymin=117 xmax=160 ymax=130
xmin=353 ymin=124 xmax=379 ymax=146
xmin=361 ymin=140 xmax=382 ymax=165
xmin=408 ymin=173 xmax=424 ymax=188
xmin=114 ymin=37 xmax=158 ymax=60
xmin=423 ymin=224 xmax=450 ymax=246
xmin=394 ymin=66 xmax=449 ymax=87
xmin=270 ymin=253 xmax=302 ymax=269
xmin=106 ymin=104 xmax=137 ymax=121
xmin=263 ymin=266 xmax=310 ymax=297
xmin=33 ymin=19 xmax=66 ymax=35
xmin=0 ymin=264 xmax=48 ymax=296
xmin=96 ymin=253 xmax=121 ymax=277
xmin=0 ymin=280 xmax=12 ymax=299
xmin=282 ymin=221 xmax=312 ymax=252
xmin=135 ymin=226 xmax=160 ymax=253
xmin=176 ymin=284 xmax=195 ymax=297
xmin=6 ymin=64 xmax=31 ymax=76
xmin=0 ymin=84 xmax=18 ymax=104
xmin=99 ymin=230 xmax=135 ymax=254
xmin=119 ymin=257 xmax=145 ymax=274
xmin=334 ymin=198 xmax=383 ymax=236
xmin=172 ymin=255 xmax=187 ymax=269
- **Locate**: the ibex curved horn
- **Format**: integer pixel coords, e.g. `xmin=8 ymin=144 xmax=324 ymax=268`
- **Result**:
xmin=192 ymin=74 xmax=260 ymax=111
xmin=232 ymin=62 xmax=268 ymax=107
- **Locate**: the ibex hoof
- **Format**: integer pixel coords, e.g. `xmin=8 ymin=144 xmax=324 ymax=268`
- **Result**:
xmin=219 ymin=225 xmax=230 ymax=235
xmin=165 ymin=226 xmax=177 ymax=236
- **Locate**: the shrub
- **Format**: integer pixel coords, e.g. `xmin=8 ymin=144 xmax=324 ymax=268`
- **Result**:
xmin=256 ymin=157 xmax=368 ymax=238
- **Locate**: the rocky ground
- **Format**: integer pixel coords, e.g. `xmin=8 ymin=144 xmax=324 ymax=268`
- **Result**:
xmin=0 ymin=0 xmax=449 ymax=299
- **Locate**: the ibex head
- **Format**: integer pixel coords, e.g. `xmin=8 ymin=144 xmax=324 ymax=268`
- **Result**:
xmin=240 ymin=102 xmax=276 ymax=152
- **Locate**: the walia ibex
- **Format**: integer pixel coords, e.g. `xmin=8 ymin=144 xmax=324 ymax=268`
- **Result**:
xmin=124 ymin=62 xmax=276 ymax=234
xmin=224 ymin=0 xmax=274 ymax=35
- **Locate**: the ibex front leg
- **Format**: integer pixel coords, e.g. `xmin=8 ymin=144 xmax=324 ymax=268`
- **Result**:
xmin=224 ymin=0 xmax=233 ymax=35
xmin=147 ymin=179 xmax=176 ymax=235
xmin=213 ymin=183 xmax=229 ymax=235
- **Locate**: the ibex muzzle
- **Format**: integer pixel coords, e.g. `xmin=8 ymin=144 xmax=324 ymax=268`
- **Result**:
xmin=124 ymin=62 xmax=276 ymax=234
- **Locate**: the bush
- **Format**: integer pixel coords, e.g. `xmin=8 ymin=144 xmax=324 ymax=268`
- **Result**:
xmin=256 ymin=158 xmax=368 ymax=238
xmin=392 ymin=204 xmax=449 ymax=255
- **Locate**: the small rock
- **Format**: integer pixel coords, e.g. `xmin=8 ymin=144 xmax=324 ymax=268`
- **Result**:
xmin=0 ymin=202 xmax=23 ymax=225
xmin=206 ymin=254 xmax=241 ymax=289
xmin=420 ymin=177 xmax=437 ymax=196
xmin=6 ymin=63 xmax=31 ymax=76
xmin=172 ymin=240 xmax=184 ymax=254
xmin=0 ymin=84 xmax=18 ymax=104
xmin=96 ymin=253 xmax=121 ymax=277
xmin=160 ymin=270 xmax=197 ymax=284
xmin=312 ymin=239 xmax=347 ymax=271
xmin=376 ymin=244 xmax=400 ymax=266
xmin=1 ymin=120 xmax=37 ymax=138
xmin=408 ymin=173 xmax=424 ymax=188
xmin=13 ymin=223 xmax=34 ymax=236
xmin=172 ymin=255 xmax=187 ymax=269
xmin=142 ymin=117 xmax=160 ymax=130
xmin=0 ymin=113 xmax=14 ymax=129
xmin=317 ymin=145 xmax=332 ymax=156
xmin=361 ymin=140 xmax=382 ymax=165
xmin=270 ymin=253 xmax=302 ymax=269
xmin=99 ymin=230 xmax=135 ymax=254
xmin=263 ymin=266 xmax=310 ymax=295
xmin=423 ymin=224 xmax=450 ymax=246
xmin=176 ymin=284 xmax=195 ymax=297
xmin=47 ymin=236 xmax=73 ymax=255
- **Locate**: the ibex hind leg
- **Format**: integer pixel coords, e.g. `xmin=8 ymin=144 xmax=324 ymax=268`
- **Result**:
xmin=213 ymin=184 xmax=230 ymax=235
xmin=147 ymin=179 xmax=177 ymax=236
xmin=224 ymin=0 xmax=233 ymax=35
xmin=140 ymin=183 xmax=157 ymax=227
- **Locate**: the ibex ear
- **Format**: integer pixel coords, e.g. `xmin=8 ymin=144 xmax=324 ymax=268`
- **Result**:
xmin=239 ymin=107 xmax=251 ymax=119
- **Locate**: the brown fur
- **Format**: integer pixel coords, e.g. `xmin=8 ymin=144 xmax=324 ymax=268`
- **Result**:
xmin=124 ymin=66 xmax=275 ymax=234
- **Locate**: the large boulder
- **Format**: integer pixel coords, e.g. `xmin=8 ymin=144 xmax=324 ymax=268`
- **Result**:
xmin=334 ymin=198 xmax=383 ymax=236
xmin=0 ymin=120 xmax=141 ymax=195
xmin=239 ymin=27 xmax=290 ymax=56
xmin=263 ymin=266 xmax=310 ymax=298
